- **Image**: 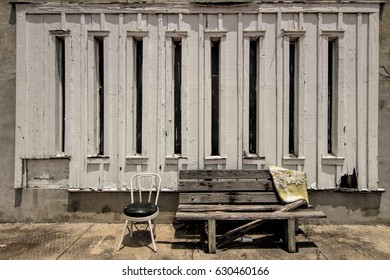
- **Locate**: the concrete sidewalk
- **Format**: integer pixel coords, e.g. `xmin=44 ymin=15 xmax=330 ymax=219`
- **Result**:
xmin=0 ymin=222 xmax=389 ymax=260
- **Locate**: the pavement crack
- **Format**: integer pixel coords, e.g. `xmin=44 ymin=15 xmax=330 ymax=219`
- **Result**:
xmin=301 ymin=229 xmax=328 ymax=260
xmin=55 ymin=223 xmax=95 ymax=260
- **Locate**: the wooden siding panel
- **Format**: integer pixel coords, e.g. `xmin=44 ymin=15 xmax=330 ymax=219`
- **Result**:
xmin=367 ymin=12 xmax=379 ymax=190
xmin=26 ymin=14 xmax=45 ymax=158
xmin=263 ymin=13 xmax=278 ymax=166
xmin=184 ymin=14 xmax=200 ymax=170
xmin=223 ymin=14 xmax=239 ymax=168
xmin=15 ymin=6 xmax=381 ymax=191
xmin=303 ymin=14 xmax=318 ymax=187
xmin=343 ymin=14 xmax=358 ymax=181
xmin=357 ymin=13 xmax=368 ymax=190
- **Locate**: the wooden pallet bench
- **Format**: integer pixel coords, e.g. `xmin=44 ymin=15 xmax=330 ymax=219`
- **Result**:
xmin=175 ymin=169 xmax=327 ymax=253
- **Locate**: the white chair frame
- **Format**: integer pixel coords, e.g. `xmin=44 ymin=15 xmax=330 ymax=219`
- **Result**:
xmin=117 ymin=173 xmax=162 ymax=252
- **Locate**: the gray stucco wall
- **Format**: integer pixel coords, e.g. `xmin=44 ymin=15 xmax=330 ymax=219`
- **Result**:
xmin=1 ymin=0 xmax=389 ymax=224
xmin=0 ymin=1 xmax=17 ymax=221
xmin=377 ymin=0 xmax=390 ymax=223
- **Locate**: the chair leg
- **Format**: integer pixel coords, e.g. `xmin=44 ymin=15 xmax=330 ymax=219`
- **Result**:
xmin=129 ymin=221 xmax=133 ymax=237
xmin=148 ymin=220 xmax=157 ymax=252
xmin=118 ymin=220 xmax=129 ymax=251
xmin=152 ymin=219 xmax=156 ymax=238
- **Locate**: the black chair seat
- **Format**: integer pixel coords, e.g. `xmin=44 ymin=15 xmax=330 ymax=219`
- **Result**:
xmin=123 ymin=202 xmax=158 ymax=217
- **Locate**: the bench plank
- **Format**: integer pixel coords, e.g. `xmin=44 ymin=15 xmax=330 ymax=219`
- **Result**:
xmin=175 ymin=209 xmax=327 ymax=220
xmin=179 ymin=170 xmax=271 ymax=180
xmin=178 ymin=204 xmax=282 ymax=212
xmin=178 ymin=180 xmax=274 ymax=192
xmin=179 ymin=192 xmax=280 ymax=204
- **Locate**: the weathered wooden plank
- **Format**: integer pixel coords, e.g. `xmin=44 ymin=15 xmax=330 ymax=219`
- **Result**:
xmin=356 ymin=13 xmax=368 ymax=190
xmin=204 ymin=32 xmax=212 ymax=158
xmin=22 ymin=3 xmax=382 ymax=15
xmin=367 ymin=12 xmax=379 ymax=190
xmin=343 ymin=13 xmax=358 ymax=180
xmin=179 ymin=192 xmax=280 ymax=204
xmin=26 ymin=14 xmax=45 ymax=158
xmin=179 ymin=169 xmax=271 ymax=179
xmin=223 ymin=13 xmax=238 ymax=168
xmin=198 ymin=13 xmax=205 ymax=169
xmin=178 ymin=204 xmax=282 ymax=212
xmin=242 ymin=34 xmax=250 ymax=160
xmin=237 ymin=13 xmax=243 ymax=169
xmin=175 ymin=209 xmax=327 ymax=220
xmin=26 ymin=159 xmax=69 ymax=188
xmin=178 ymin=180 xmax=273 ymax=192
xmin=14 ymin=6 xmax=27 ymax=188
xmin=276 ymin=11 xmax=283 ymax=166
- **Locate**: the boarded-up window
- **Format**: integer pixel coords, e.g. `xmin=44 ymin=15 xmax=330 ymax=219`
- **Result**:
xmin=55 ymin=36 xmax=66 ymax=154
xmin=327 ymin=38 xmax=339 ymax=155
xmin=249 ymin=39 xmax=258 ymax=154
xmin=95 ymin=37 xmax=105 ymax=156
xmin=288 ymin=39 xmax=299 ymax=155
xmin=174 ymin=39 xmax=182 ymax=155
xmin=135 ymin=39 xmax=143 ymax=155
xmin=211 ymin=39 xmax=220 ymax=156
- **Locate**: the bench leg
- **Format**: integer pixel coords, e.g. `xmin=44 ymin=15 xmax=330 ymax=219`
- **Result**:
xmin=286 ymin=219 xmax=297 ymax=253
xmin=208 ymin=220 xmax=217 ymax=254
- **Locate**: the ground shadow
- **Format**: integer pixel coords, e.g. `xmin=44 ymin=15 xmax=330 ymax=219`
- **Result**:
xmin=120 ymin=229 xmax=155 ymax=251
xmin=172 ymin=220 xmax=318 ymax=253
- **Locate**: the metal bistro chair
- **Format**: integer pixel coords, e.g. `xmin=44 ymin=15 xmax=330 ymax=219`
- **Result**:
xmin=117 ymin=173 xmax=162 ymax=252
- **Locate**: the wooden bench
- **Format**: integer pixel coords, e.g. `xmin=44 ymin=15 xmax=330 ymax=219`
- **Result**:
xmin=175 ymin=169 xmax=327 ymax=253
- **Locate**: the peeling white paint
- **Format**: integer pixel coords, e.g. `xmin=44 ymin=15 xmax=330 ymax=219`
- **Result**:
xmin=14 ymin=2 xmax=381 ymax=191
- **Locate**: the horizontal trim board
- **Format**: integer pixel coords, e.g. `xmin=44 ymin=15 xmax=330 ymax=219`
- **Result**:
xmin=18 ymin=3 xmax=381 ymax=14
xmin=321 ymin=30 xmax=345 ymax=38
xmin=179 ymin=192 xmax=280 ymax=204
xmin=127 ymin=31 xmax=149 ymax=37
xmin=179 ymin=169 xmax=271 ymax=179
xmin=49 ymin=29 xmax=70 ymax=36
xmin=165 ymin=31 xmax=188 ymax=38
xmin=87 ymin=30 xmax=110 ymax=37
xmin=175 ymin=209 xmax=327 ymax=220
xmin=178 ymin=204 xmax=282 ymax=212
xmin=178 ymin=180 xmax=274 ymax=192
xmin=243 ymin=30 xmax=266 ymax=37
xmin=282 ymin=30 xmax=306 ymax=37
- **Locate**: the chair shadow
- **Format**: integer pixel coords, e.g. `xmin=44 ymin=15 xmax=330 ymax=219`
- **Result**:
xmin=120 ymin=229 xmax=154 ymax=251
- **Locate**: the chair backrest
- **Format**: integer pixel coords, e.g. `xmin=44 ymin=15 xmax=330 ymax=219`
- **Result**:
xmin=130 ymin=173 xmax=162 ymax=205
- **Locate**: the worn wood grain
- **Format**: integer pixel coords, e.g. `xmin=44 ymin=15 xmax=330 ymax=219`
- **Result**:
xmin=178 ymin=180 xmax=273 ymax=192
xmin=179 ymin=192 xmax=280 ymax=204
xmin=179 ymin=169 xmax=271 ymax=180
xmin=178 ymin=204 xmax=282 ymax=212
xmin=15 ymin=5 xmax=381 ymax=191
xmin=175 ymin=209 xmax=327 ymax=220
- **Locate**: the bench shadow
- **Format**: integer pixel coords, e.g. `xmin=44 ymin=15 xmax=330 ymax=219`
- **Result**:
xmin=171 ymin=220 xmax=318 ymax=252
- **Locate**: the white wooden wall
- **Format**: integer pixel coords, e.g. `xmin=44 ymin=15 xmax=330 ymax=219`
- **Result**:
xmin=14 ymin=3 xmax=380 ymax=191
